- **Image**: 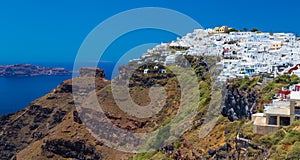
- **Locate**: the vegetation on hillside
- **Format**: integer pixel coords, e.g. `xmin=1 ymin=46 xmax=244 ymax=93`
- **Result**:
xmin=252 ymin=121 xmax=300 ymax=159
xmin=230 ymin=74 xmax=300 ymax=108
xmin=260 ymin=74 xmax=300 ymax=103
xmin=130 ymin=61 xmax=300 ymax=159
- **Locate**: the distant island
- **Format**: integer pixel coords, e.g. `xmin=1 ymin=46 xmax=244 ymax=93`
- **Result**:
xmin=0 ymin=64 xmax=72 ymax=77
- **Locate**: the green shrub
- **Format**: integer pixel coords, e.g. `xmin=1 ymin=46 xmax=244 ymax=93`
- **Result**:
xmin=291 ymin=120 xmax=300 ymax=128
xmin=287 ymin=142 xmax=300 ymax=159
xmin=259 ymin=129 xmax=286 ymax=147
xmin=258 ymin=108 xmax=264 ymax=113
xmin=269 ymin=145 xmax=288 ymax=160
xmin=131 ymin=150 xmax=157 ymax=160
xmin=174 ymin=141 xmax=182 ymax=149
xmin=281 ymin=130 xmax=300 ymax=145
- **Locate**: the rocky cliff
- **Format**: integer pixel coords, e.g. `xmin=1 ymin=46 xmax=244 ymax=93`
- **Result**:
xmin=221 ymin=83 xmax=259 ymax=121
xmin=1 ymin=61 xmax=300 ymax=160
xmin=0 ymin=68 xmax=133 ymax=160
xmin=0 ymin=55 xmax=211 ymax=160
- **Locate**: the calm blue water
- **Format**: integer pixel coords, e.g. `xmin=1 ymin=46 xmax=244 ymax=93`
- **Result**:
xmin=0 ymin=76 xmax=71 ymax=115
xmin=0 ymin=62 xmax=116 ymax=116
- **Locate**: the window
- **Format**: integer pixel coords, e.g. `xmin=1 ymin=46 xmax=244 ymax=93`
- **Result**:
xmin=295 ymin=106 xmax=300 ymax=115
xmin=269 ymin=116 xmax=277 ymax=125
xmin=280 ymin=117 xmax=290 ymax=126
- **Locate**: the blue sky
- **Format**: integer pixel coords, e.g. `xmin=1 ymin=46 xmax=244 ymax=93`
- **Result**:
xmin=0 ymin=0 xmax=300 ymax=63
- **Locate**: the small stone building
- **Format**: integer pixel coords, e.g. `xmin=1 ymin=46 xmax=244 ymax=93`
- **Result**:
xmin=253 ymin=84 xmax=300 ymax=134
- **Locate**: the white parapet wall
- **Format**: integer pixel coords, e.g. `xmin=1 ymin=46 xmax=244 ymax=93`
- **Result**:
xmin=291 ymin=91 xmax=300 ymax=100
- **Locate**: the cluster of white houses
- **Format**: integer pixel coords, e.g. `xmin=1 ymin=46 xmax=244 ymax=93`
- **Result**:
xmin=125 ymin=26 xmax=300 ymax=134
xmin=131 ymin=26 xmax=300 ymax=82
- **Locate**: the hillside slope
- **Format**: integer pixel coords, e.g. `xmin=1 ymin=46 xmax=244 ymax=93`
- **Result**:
xmin=0 ymin=69 xmax=133 ymax=160
xmin=1 ymin=60 xmax=300 ymax=160
xmin=0 ymin=56 xmax=210 ymax=160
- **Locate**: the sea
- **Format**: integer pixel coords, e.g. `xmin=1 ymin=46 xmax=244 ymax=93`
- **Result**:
xmin=0 ymin=62 xmax=116 ymax=116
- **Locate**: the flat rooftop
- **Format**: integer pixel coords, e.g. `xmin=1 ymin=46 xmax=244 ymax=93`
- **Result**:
xmin=265 ymin=107 xmax=290 ymax=116
xmin=252 ymin=113 xmax=264 ymax=117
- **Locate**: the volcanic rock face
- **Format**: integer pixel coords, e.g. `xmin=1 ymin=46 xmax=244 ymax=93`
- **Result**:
xmin=0 ymin=55 xmax=215 ymax=160
xmin=41 ymin=139 xmax=102 ymax=160
xmin=221 ymin=84 xmax=259 ymax=121
xmin=0 ymin=63 xmax=188 ymax=159
xmin=0 ymin=70 xmax=132 ymax=160
xmin=79 ymin=68 xmax=105 ymax=78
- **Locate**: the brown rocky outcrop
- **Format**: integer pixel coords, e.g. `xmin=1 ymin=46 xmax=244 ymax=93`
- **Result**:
xmin=79 ymin=68 xmax=105 ymax=78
